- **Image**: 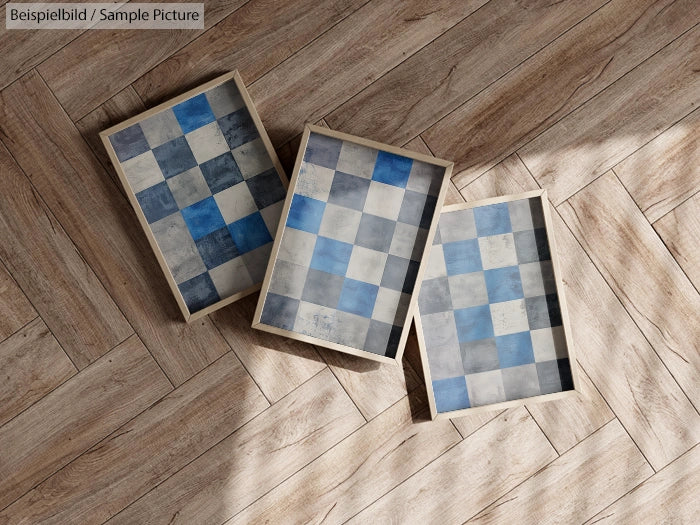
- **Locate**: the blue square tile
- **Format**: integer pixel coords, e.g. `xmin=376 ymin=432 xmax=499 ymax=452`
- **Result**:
xmin=228 ymin=212 xmax=273 ymax=254
xmin=286 ymin=193 xmax=326 ymax=234
xmin=181 ymin=196 xmax=227 ymax=240
xmin=199 ymin=152 xmax=243 ymax=194
xmin=152 ymin=136 xmax=198 ymax=179
xmin=304 ymin=132 xmax=343 ymax=170
xmin=109 ymin=124 xmax=150 ymax=162
xmin=136 ymin=181 xmax=179 ymax=223
xmin=178 ymin=273 xmax=220 ymax=312
xmin=172 ymin=93 xmax=216 ymax=134
xmin=260 ymin=293 xmax=300 ymax=331
xmin=218 ymin=107 xmax=259 ymax=149
xmin=484 ymin=266 xmax=524 ymax=303
xmin=474 ymin=203 xmax=512 ymax=236
xmin=328 ymin=171 xmax=371 ymax=211
xmin=433 ymin=376 xmax=470 ymax=412
xmin=443 ymin=239 xmax=483 ymax=275
xmin=496 ymin=331 xmax=535 ymax=368
xmin=195 ymin=227 xmax=239 ymax=269
xmin=337 ymin=278 xmax=379 ymax=318
xmin=246 ymin=168 xmax=287 ymax=209
xmin=310 ymin=236 xmax=353 ymax=276
xmin=371 ymin=151 xmax=413 ymax=188
xmin=454 ymin=304 xmax=494 ymax=342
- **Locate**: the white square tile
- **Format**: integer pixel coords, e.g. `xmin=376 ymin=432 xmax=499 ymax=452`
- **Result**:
xmin=478 ymin=233 xmax=518 ymax=269
xmin=372 ymin=287 xmax=410 ymax=325
xmin=406 ymin=159 xmax=442 ymax=196
xmin=186 ymin=121 xmax=229 ymax=164
xmin=508 ymin=198 xmax=545 ymax=232
xmin=346 ymin=245 xmax=388 ymax=285
xmin=121 ymin=150 xmax=164 ymax=193
xmin=389 ymin=222 xmax=419 ymax=260
xmin=336 ymin=141 xmax=377 ymax=179
xmin=531 ymin=326 xmax=568 ymax=362
xmin=268 ymin=259 xmax=308 ymax=300
xmin=294 ymin=301 xmax=336 ymax=339
xmin=448 ymin=272 xmax=489 ymax=309
xmin=439 ymin=208 xmax=476 ymax=243
xmin=421 ymin=311 xmax=459 ymax=349
xmin=318 ymin=203 xmax=362 ymax=244
xmin=520 ymin=260 xmax=556 ymax=298
xmin=209 ymin=257 xmax=254 ymax=298
xmin=260 ymin=200 xmax=284 ymax=238
xmin=277 ymin=227 xmax=316 ymax=267
xmin=296 ymin=163 xmax=335 ymax=201
xmin=213 ymin=182 xmax=258 ymax=224
xmin=490 ymin=298 xmax=529 ymax=336
xmin=232 ymin=138 xmax=273 ymax=179
xmin=466 ymin=369 xmax=506 ymax=407
xmin=424 ymin=244 xmax=447 ymax=280
xmin=363 ymin=180 xmax=404 ymax=221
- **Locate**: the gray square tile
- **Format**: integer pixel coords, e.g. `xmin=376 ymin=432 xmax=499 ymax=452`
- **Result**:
xmin=465 ymin=369 xmax=506 ymax=407
xmin=460 ymin=338 xmax=500 ymax=374
xmin=525 ymin=294 xmax=562 ymax=330
xmin=355 ymin=213 xmax=396 ymax=252
xmin=336 ymin=141 xmax=377 ymax=179
xmin=363 ymin=319 xmax=401 ymax=357
xmin=380 ymin=254 xmax=419 ymax=294
xmin=150 ymin=212 xmax=206 ymax=284
xmin=421 ymin=311 xmax=459 ymax=349
xmin=301 ymin=268 xmax=344 ymax=308
xmin=406 ymin=159 xmax=443 ymax=196
xmin=514 ymin=228 xmax=551 ymax=264
xmin=448 ymin=271 xmax=489 ymax=309
xmin=418 ymin=277 xmax=452 ymax=314
xmin=140 ymin=109 xmax=183 ymax=149
xmin=260 ymin=201 xmax=284 ymax=238
xmin=426 ymin=342 xmax=464 ymax=380
xmin=398 ymin=190 xmax=436 ymax=229
xmin=508 ymin=197 xmax=545 ymax=232
xmin=268 ymin=259 xmax=309 ymax=300
xmin=318 ymin=203 xmax=362 ymax=244
xmin=167 ymin=166 xmax=211 ymax=209
xmin=333 ymin=310 xmax=371 ymax=350
xmin=260 ymin=293 xmax=300 ymax=331
xmin=439 ymin=208 xmax=477 ymax=243
xmin=478 ymin=233 xmax=518 ymax=270
xmin=205 ymin=80 xmax=245 ymax=118
xmin=304 ymin=132 xmax=343 ymax=170
xmin=519 ymin=261 xmax=556 ymax=298
xmin=536 ymin=359 xmax=569 ymax=395
xmin=241 ymin=242 xmax=273 ymax=283
xmin=389 ymin=222 xmax=420 ymax=260
xmin=502 ymin=364 xmax=541 ymax=401
xmin=232 ymin=138 xmax=274 ymax=179
xmin=424 ymin=244 xmax=447 ymax=280
xmin=328 ymin=171 xmax=371 ymax=212
xmin=372 ymin=287 xmax=411 ymax=325
xmin=208 ymin=256 xmax=254 ymax=298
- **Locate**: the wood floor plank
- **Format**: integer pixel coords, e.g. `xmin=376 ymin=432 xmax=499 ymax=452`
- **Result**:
xmin=560 ymin=172 xmax=700 ymax=410
xmin=0 ymin=352 xmax=268 ymax=524
xmin=107 ymin=368 xmax=363 ymax=525
xmin=0 ymin=317 xmax=76 ymax=427
xmin=519 ymin=24 xmax=700 ymax=205
xmin=0 ymin=70 xmax=231 ymax=386
xmin=328 ymin=0 xmax=606 ymax=147
xmin=347 ymin=406 xmax=557 ymax=523
xmin=468 ymin=419 xmax=653 ymax=524
xmin=0 ymin=334 xmax=171 ymax=511
xmin=228 ymin=388 xmax=461 ymax=525
xmin=250 ymin=0 xmax=488 ymax=146
xmin=0 ymin=262 xmax=36 ymax=341
xmin=133 ymin=0 xmax=368 ymax=107
xmin=423 ymin=0 xmax=697 ymax=188
xmin=585 ymin=444 xmax=700 ymax=524
xmin=211 ymin=294 xmax=327 ymax=403
xmin=37 ymin=0 xmax=249 ymax=120
xmin=0 ymin=140 xmax=133 ymax=368
xmin=654 ymin=191 xmax=700 ymax=289
xmin=615 ymin=107 xmax=700 ymax=223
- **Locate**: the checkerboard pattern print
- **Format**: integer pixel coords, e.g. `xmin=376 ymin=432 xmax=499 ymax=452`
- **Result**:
xmin=107 ymin=79 xmax=286 ymax=314
xmin=419 ymin=197 xmax=573 ymax=413
xmin=260 ymin=132 xmax=444 ymax=358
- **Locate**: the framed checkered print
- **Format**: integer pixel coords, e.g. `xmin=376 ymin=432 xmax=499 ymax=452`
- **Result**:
xmin=253 ymin=125 xmax=453 ymax=363
xmin=415 ymin=190 xmax=579 ymax=419
xmin=100 ymin=71 xmax=287 ymax=321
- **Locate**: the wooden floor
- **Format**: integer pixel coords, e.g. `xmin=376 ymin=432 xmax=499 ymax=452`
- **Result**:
xmin=1 ymin=1 xmax=698 ymax=523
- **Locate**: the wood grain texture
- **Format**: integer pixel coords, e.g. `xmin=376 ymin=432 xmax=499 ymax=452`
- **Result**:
xmin=133 ymin=0 xmax=368 ymax=107
xmin=211 ymin=294 xmax=326 ymax=403
xmin=37 ymin=0 xmax=249 ymax=120
xmin=347 ymin=407 xmax=557 ymax=523
xmin=468 ymin=419 xmax=653 ymax=524
xmin=0 ymin=318 xmax=75 ymax=427
xmin=560 ymin=172 xmax=700 ymax=409
xmin=228 ymin=388 xmax=461 ymax=525
xmin=616 ymin=107 xmax=700 ymax=223
xmin=654 ymin=191 xmax=700 ymax=289
xmin=585 ymin=445 xmax=699 ymax=524
xmin=0 ymin=141 xmax=133 ymax=368
xmin=519 ymin=25 xmax=700 ymax=205
xmin=0 ymin=262 xmax=35 ymax=342
xmin=108 ymin=368 xmax=363 ymax=525
xmin=328 ymin=0 xmax=606 ymax=147
xmin=0 ymin=352 xmax=268 ymax=525
xmin=250 ymin=0 xmax=487 ymax=146
xmin=0 ymin=335 xmax=171 ymax=511
xmin=0 ymin=71 xmax=231 ymax=386
xmin=425 ymin=0 xmax=698 ymax=188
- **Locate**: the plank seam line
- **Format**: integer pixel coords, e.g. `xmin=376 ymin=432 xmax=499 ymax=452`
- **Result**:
xmin=524 ymin=406 xmax=560 ymax=456
xmin=317 ymin=349 xmax=369 ymax=423
xmin=0 ymin=314 xmax=38 ymax=348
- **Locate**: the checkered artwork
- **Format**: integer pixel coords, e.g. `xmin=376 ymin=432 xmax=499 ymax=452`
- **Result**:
xmin=418 ymin=195 xmax=574 ymax=414
xmin=258 ymin=129 xmax=448 ymax=359
xmin=104 ymin=75 xmax=286 ymax=315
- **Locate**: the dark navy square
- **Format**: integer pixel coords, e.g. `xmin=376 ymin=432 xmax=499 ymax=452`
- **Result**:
xmin=364 ymin=320 xmax=402 ymax=358
xmin=218 ymin=107 xmax=259 ymax=149
xmin=496 ymin=331 xmax=535 ymax=368
xmin=526 ymin=294 xmax=562 ymax=329
xmin=398 ymin=190 xmax=437 ymax=229
xmin=246 ymin=168 xmax=287 ymax=209
xmin=286 ymin=193 xmax=326 ymax=234
xmin=484 ymin=266 xmax=524 ymax=303
xmin=304 ymin=132 xmax=343 ymax=170
xmin=371 ymin=151 xmax=413 ymax=188
xmin=433 ymin=376 xmax=470 ymax=412
xmin=109 ymin=124 xmax=150 ymax=162
xmin=181 ymin=196 xmax=227 ymax=240
xmin=152 ymin=136 xmax=198 ymax=179
xmin=228 ymin=212 xmax=273 ymax=254
xmin=178 ymin=273 xmax=220 ymax=313
xmin=328 ymin=171 xmax=371 ymax=211
xmin=354 ymin=213 xmax=396 ymax=252
xmin=514 ymin=228 xmax=551 ymax=264
xmin=136 ymin=181 xmax=179 ymax=223
xmin=454 ymin=305 xmax=495 ymax=342
xmin=443 ymin=239 xmax=483 ymax=276
xmin=380 ymin=255 xmax=419 ymax=294
xmin=309 ymin=236 xmax=353 ymax=276
xmin=260 ymin=293 xmax=300 ymax=331
xmin=195 ymin=227 xmax=239 ymax=269
xmin=172 ymin=93 xmax=216 ymax=134
xmin=199 ymin=152 xmax=243 ymax=194
xmin=337 ymin=278 xmax=379 ymax=318
xmin=474 ymin=203 xmax=512 ymax=237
